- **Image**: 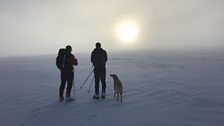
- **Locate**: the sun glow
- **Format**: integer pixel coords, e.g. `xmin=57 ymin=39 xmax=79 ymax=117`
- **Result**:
xmin=115 ymin=19 xmax=139 ymax=44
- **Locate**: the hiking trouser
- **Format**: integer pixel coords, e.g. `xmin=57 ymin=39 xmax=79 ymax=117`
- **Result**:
xmin=94 ymin=67 xmax=106 ymax=95
xmin=59 ymin=71 xmax=74 ymax=98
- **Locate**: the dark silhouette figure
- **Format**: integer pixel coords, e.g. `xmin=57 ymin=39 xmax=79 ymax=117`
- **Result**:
xmin=91 ymin=42 xmax=108 ymax=99
xmin=56 ymin=45 xmax=78 ymax=102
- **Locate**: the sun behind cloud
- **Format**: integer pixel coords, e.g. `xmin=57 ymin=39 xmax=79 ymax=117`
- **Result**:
xmin=115 ymin=19 xmax=140 ymax=44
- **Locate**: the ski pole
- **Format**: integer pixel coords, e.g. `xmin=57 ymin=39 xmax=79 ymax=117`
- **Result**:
xmin=80 ymin=69 xmax=94 ymax=89
xmin=88 ymin=77 xmax=95 ymax=93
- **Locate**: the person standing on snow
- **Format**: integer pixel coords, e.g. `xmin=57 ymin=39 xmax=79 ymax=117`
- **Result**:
xmin=91 ymin=42 xmax=108 ymax=99
xmin=56 ymin=45 xmax=78 ymax=102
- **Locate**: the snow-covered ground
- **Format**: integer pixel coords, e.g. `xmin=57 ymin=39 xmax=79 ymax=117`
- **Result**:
xmin=0 ymin=51 xmax=224 ymax=126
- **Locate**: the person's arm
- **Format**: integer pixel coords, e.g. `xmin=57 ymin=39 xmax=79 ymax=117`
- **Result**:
xmin=69 ymin=54 xmax=78 ymax=66
xmin=91 ymin=51 xmax=94 ymax=64
xmin=105 ymin=50 xmax=108 ymax=62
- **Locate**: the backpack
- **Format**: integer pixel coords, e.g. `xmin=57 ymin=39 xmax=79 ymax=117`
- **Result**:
xmin=92 ymin=49 xmax=106 ymax=67
xmin=56 ymin=48 xmax=66 ymax=69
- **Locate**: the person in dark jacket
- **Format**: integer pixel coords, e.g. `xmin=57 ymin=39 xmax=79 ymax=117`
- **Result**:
xmin=58 ymin=45 xmax=78 ymax=102
xmin=91 ymin=42 xmax=108 ymax=99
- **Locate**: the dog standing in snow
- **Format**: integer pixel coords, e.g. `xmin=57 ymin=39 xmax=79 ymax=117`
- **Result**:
xmin=110 ymin=74 xmax=123 ymax=102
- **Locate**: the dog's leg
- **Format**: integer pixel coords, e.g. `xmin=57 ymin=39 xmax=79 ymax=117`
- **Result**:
xmin=120 ymin=92 xmax=122 ymax=102
xmin=114 ymin=90 xmax=116 ymax=98
xmin=117 ymin=93 xmax=119 ymax=101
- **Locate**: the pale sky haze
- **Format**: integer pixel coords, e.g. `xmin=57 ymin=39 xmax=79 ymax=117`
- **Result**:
xmin=0 ymin=0 xmax=223 ymax=57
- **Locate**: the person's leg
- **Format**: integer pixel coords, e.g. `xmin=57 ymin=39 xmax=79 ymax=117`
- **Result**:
xmin=59 ymin=71 xmax=66 ymax=100
xmin=100 ymin=68 xmax=106 ymax=98
xmin=94 ymin=68 xmax=100 ymax=98
xmin=66 ymin=71 xmax=74 ymax=97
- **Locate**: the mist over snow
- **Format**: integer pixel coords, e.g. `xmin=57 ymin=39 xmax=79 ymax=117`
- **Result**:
xmin=0 ymin=0 xmax=224 ymax=57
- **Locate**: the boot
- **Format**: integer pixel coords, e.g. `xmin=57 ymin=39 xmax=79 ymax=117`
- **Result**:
xmin=66 ymin=96 xmax=75 ymax=102
xmin=93 ymin=94 xmax=100 ymax=100
xmin=101 ymin=91 xmax=105 ymax=99
xmin=59 ymin=96 xmax=64 ymax=102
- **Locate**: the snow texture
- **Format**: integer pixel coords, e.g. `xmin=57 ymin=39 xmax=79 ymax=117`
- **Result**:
xmin=0 ymin=51 xmax=224 ymax=126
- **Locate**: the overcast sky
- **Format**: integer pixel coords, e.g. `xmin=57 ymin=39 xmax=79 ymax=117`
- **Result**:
xmin=0 ymin=0 xmax=223 ymax=57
